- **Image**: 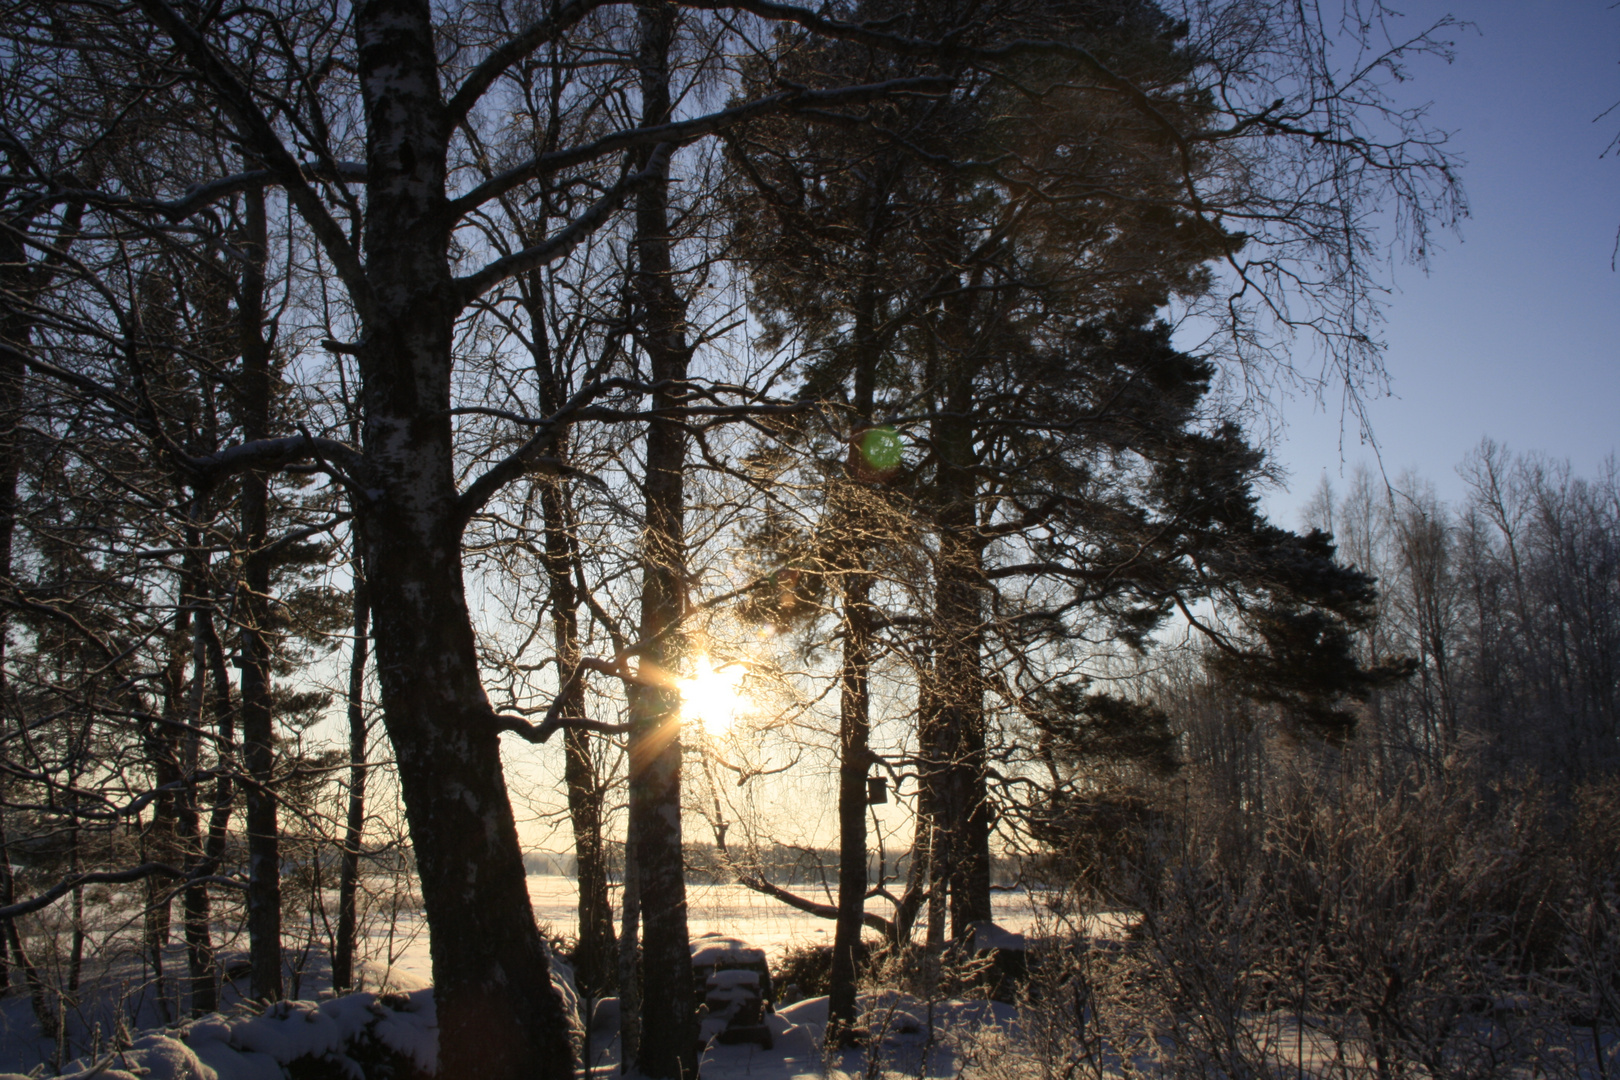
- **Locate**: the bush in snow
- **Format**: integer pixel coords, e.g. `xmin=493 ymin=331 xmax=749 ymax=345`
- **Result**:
xmin=1061 ymin=762 xmax=1617 ymax=1080
xmin=16 ymin=991 xmax=439 ymax=1080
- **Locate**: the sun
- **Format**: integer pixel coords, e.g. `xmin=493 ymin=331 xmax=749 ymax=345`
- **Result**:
xmin=679 ymin=656 xmax=748 ymax=735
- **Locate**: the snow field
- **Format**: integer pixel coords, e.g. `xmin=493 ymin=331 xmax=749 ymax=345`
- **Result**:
xmin=0 ymin=876 xmax=1100 ymax=1078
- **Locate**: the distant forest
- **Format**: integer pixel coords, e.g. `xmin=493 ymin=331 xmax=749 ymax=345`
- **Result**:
xmin=522 ymin=843 xmax=1025 ymax=887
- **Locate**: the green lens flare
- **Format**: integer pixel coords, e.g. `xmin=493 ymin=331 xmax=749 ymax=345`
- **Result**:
xmin=860 ymin=427 xmax=903 ymax=471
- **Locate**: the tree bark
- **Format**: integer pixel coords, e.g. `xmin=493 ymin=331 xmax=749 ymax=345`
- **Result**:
xmin=525 ymin=263 xmax=618 ymax=1001
xmin=925 ymin=283 xmax=992 ymax=938
xmin=0 ymin=225 xmax=30 ymax=999
xmin=199 ymin=606 xmax=239 ymax=990
xmin=624 ymin=4 xmax=697 ymax=1076
xmin=830 ymin=557 xmax=873 ymax=1030
xmin=830 ymin=272 xmax=881 ymax=1031
xmin=933 ymin=498 xmax=991 ymax=937
xmin=893 ymin=795 xmax=930 ymax=947
xmin=333 ymin=560 xmax=369 ymax=993
xmin=0 ymin=810 xmax=55 ymax=1038
xmin=547 ymin=484 xmax=618 ymax=1000
xmin=358 ymin=391 xmax=574 ymax=1080
xmin=618 ymin=813 xmax=642 ymax=1069
xmin=143 ymin=566 xmax=191 ymax=978
xmin=236 ymin=180 xmax=283 ymax=1003
xmin=337 ymin=6 xmax=576 ymax=1076
xmin=181 ymin=599 xmax=217 ymax=1016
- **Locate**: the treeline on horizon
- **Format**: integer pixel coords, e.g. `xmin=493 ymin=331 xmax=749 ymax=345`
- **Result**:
xmin=522 ymin=843 xmax=1025 ymax=887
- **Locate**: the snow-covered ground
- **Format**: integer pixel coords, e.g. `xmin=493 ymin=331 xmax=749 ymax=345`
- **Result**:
xmin=0 ymin=875 xmax=1057 ymax=1077
xmin=3 ymin=872 xmax=1614 ymax=1080
xmin=16 ymin=984 xmax=1022 ymax=1080
xmin=624 ymin=990 xmax=1020 ymax=1080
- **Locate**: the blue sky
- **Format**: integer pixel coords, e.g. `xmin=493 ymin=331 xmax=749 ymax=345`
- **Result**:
xmin=1260 ymin=0 xmax=1620 ymax=526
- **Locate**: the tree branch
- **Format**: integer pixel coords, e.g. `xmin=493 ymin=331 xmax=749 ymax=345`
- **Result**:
xmin=0 ymin=863 xmax=187 ymax=920
xmin=454 ymin=144 xmax=673 ymax=305
xmin=446 ymin=0 xmax=608 ymax=127
xmin=733 ymin=873 xmax=896 ymax=938
xmin=35 ymin=161 xmax=366 ymax=222
xmin=494 ymin=712 xmax=632 ymax=744
xmin=183 ymin=433 xmax=365 ymax=487
xmin=449 ymin=76 xmax=953 ymax=218
xmin=135 ymin=0 xmax=374 ymax=319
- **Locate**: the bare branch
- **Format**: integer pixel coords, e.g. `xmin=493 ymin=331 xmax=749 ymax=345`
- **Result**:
xmin=134 ymin=0 xmax=374 ymax=318
xmin=446 ymin=0 xmax=609 ymax=127
xmin=449 ymin=75 xmax=953 ymax=218
xmin=455 ymin=144 xmax=674 ymax=305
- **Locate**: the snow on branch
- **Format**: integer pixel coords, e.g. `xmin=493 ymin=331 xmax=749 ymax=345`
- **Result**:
xmin=183 ymin=433 xmax=365 ymax=489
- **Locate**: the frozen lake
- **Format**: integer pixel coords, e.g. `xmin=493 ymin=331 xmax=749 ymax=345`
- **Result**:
xmin=374 ymin=875 xmax=1060 ymax=989
xmin=531 ymin=875 xmax=1053 ymax=954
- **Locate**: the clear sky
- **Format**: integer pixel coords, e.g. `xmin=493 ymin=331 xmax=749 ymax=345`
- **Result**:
xmin=1260 ymin=0 xmax=1620 ymax=527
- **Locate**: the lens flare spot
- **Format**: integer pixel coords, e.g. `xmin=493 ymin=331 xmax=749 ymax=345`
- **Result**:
xmin=859 ymin=427 xmax=904 ymax=472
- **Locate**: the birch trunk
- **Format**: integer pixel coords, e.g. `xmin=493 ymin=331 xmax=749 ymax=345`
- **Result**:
xmin=345 ymin=6 xmax=574 ymax=1075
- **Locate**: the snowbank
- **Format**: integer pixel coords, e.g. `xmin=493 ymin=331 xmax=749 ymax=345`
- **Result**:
xmin=690 ymin=932 xmax=767 ymax=967
xmin=43 ymin=989 xmax=438 ymax=1080
xmin=776 ymin=990 xmax=1017 ymax=1037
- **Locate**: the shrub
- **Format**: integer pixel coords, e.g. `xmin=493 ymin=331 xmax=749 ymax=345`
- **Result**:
xmin=776 ymin=941 xmax=873 ymax=999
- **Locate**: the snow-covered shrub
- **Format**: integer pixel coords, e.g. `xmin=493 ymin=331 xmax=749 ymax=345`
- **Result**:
xmin=777 ymin=941 xmax=870 ymax=999
xmin=1096 ymin=764 xmax=1592 ymax=1080
xmin=35 ymin=991 xmax=439 ymax=1080
xmin=1560 ymin=777 xmax=1620 ymax=1075
xmin=858 ymin=939 xmax=1004 ymax=1007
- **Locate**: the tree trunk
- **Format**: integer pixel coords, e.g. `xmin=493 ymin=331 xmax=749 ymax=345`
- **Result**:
xmin=618 ymin=815 xmax=642 ymax=1069
xmin=181 ymin=878 xmax=215 ymax=1016
xmin=547 ymin=487 xmax=618 ymax=1000
xmin=525 ymin=264 xmax=617 ymax=1002
xmin=175 ymin=546 xmax=218 ymax=1017
xmin=0 ymin=809 xmax=56 ymax=1039
xmin=893 ymin=796 xmax=930 ymax=947
xmin=918 ymin=664 xmax=948 ymax=949
xmin=67 ymin=816 xmax=83 ymax=996
xmin=925 ymin=295 xmax=992 ymax=938
xmin=343 ymin=15 xmax=573 ymax=1075
xmin=0 ymin=228 xmax=28 ymax=999
xmin=180 ymin=710 xmax=216 ymax=1014
xmin=198 ymin=607 xmax=239 ymax=1000
xmin=830 ymin=273 xmax=881 ymax=1031
xmin=830 ymin=557 xmax=873 ymax=1030
xmin=236 ymin=182 xmax=282 ymax=1002
xmin=360 ymin=462 xmax=574 ymax=1079
xmin=143 ymin=569 xmax=192 ymax=976
xmin=624 ymin=5 xmax=697 ymax=1076
xmin=333 ymin=564 xmax=369 ymax=993
xmin=934 ymin=449 xmax=992 ymax=936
